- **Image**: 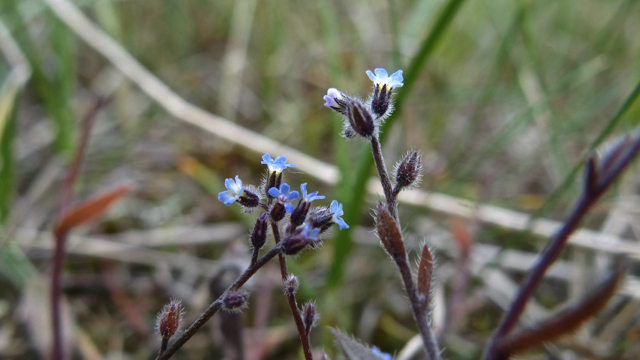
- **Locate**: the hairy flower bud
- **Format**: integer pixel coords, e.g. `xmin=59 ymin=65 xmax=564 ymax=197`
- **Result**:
xmin=222 ymin=291 xmax=249 ymax=313
xmin=302 ymin=301 xmax=318 ymax=334
xmin=237 ymin=187 xmax=260 ymax=208
xmin=281 ymin=232 xmax=310 ymax=256
xmin=393 ymin=150 xmax=423 ymax=192
xmin=251 ymin=213 xmax=268 ymax=249
xmin=284 ymin=274 xmax=299 ymax=296
xmin=289 ymin=200 xmax=311 ymax=229
xmin=370 ymin=84 xmax=393 ymax=119
xmin=156 ymin=299 xmax=183 ymax=340
xmin=270 ymin=202 xmax=286 ymax=222
xmin=345 ymin=100 xmax=376 ymax=139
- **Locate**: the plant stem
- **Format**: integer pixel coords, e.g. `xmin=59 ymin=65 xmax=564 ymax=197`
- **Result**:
xmin=271 ymin=220 xmax=314 ymax=360
xmin=370 ymin=136 xmax=398 ymax=223
xmin=157 ymin=245 xmax=281 ymax=360
xmin=396 ymin=254 xmax=441 ymax=360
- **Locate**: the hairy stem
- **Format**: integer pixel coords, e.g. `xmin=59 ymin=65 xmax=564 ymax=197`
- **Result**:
xmin=396 ymin=254 xmax=441 ymax=360
xmin=271 ymin=220 xmax=314 ymax=360
xmin=370 ymin=136 xmax=398 ymax=223
xmin=156 ymin=246 xmax=281 ymax=360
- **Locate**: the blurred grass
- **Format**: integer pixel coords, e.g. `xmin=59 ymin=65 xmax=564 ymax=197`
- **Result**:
xmin=0 ymin=0 xmax=639 ymax=358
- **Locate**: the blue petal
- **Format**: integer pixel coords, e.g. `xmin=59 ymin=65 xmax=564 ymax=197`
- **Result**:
xmin=390 ymin=70 xmax=404 ymax=87
xmin=224 ymin=177 xmax=236 ymax=190
xmin=366 ymin=69 xmax=376 ymax=82
xmin=261 ymin=153 xmax=273 ymax=164
xmin=287 ymin=191 xmax=299 ymax=201
xmin=285 ymin=203 xmax=295 ymax=213
xmin=275 ymin=155 xmax=287 ymax=165
xmin=300 ymin=183 xmax=308 ymax=198
xmin=335 ymin=218 xmax=349 ymax=230
xmin=280 ymin=183 xmax=290 ymax=194
xmin=218 ymin=191 xmax=237 ymax=205
xmin=268 ymin=187 xmax=280 ymax=197
xmin=374 ymin=68 xmax=388 ymax=78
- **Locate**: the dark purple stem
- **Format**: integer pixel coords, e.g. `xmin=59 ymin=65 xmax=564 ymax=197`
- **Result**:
xmin=51 ymin=97 xmax=104 ymax=360
xmin=370 ymin=136 xmax=399 ymax=223
xmin=270 ymin=220 xmax=314 ymax=360
xmin=484 ymin=131 xmax=640 ymax=360
xmin=156 ymin=246 xmax=281 ymax=360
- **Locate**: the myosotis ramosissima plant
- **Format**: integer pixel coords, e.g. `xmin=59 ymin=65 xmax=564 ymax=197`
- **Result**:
xmin=323 ymin=68 xmax=637 ymax=360
xmin=153 ymin=67 xmax=640 ymax=360
xmin=155 ymin=153 xmax=347 ymax=360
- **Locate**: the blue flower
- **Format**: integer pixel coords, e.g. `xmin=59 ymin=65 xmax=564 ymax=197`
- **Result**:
xmin=300 ymin=223 xmax=320 ymax=241
xmin=330 ymin=200 xmax=349 ymax=230
xmin=218 ymin=176 xmax=245 ymax=205
xmin=300 ymin=183 xmax=325 ymax=202
xmin=371 ymin=346 xmax=392 ymax=360
xmin=261 ymin=153 xmax=296 ymax=174
xmin=323 ymin=88 xmax=344 ymax=109
xmin=268 ymin=183 xmax=299 ymax=203
xmin=366 ymin=68 xmax=404 ymax=90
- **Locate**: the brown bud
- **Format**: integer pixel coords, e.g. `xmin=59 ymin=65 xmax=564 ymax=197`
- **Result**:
xmin=302 ymin=301 xmax=318 ymax=334
xmin=251 ymin=213 xmax=268 ymax=249
xmin=375 ymin=202 xmax=405 ymax=262
xmin=345 ymin=100 xmax=375 ymax=139
xmin=393 ymin=150 xmax=423 ymax=191
xmin=281 ymin=233 xmax=310 ymax=256
xmin=284 ymin=275 xmax=299 ymax=296
xmin=156 ymin=299 xmax=183 ymax=340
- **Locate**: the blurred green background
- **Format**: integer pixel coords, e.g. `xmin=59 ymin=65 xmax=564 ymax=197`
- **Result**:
xmin=1 ymin=0 xmax=640 ymax=359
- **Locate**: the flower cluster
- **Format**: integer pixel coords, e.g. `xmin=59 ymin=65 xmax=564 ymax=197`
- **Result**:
xmin=218 ymin=153 xmax=348 ymax=255
xmin=324 ymin=68 xmax=403 ymax=139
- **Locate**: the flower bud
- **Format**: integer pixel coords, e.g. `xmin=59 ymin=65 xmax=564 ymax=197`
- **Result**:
xmin=270 ymin=202 xmax=286 ymax=222
xmin=302 ymin=301 xmax=318 ymax=334
xmin=345 ymin=100 xmax=376 ymax=139
xmin=237 ymin=187 xmax=261 ymax=208
xmin=284 ymin=274 xmax=299 ymax=296
xmin=393 ymin=150 xmax=423 ymax=192
xmin=250 ymin=213 xmax=268 ymax=249
xmin=370 ymin=84 xmax=393 ymax=119
xmin=308 ymin=207 xmax=333 ymax=233
xmin=156 ymin=299 xmax=183 ymax=340
xmin=280 ymin=232 xmax=310 ymax=256
xmin=222 ymin=291 xmax=249 ymax=313
xmin=289 ymin=201 xmax=311 ymax=229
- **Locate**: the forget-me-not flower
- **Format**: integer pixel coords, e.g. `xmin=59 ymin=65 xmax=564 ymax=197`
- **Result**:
xmin=261 ymin=153 xmax=296 ymax=174
xmin=323 ymin=88 xmax=345 ymax=109
xmin=269 ymin=183 xmax=299 ymax=203
xmin=300 ymin=223 xmax=320 ymax=241
xmin=218 ymin=176 xmax=245 ymax=205
xmin=366 ymin=68 xmax=404 ymax=90
xmin=329 ymin=200 xmax=349 ymax=229
xmin=285 ymin=183 xmax=324 ymax=213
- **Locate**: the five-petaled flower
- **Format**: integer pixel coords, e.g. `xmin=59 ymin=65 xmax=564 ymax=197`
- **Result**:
xmin=300 ymin=223 xmax=320 ymax=241
xmin=366 ymin=68 xmax=404 ymax=91
xmin=262 ymin=153 xmax=296 ymax=174
xmin=286 ymin=183 xmax=325 ymax=213
xmin=218 ymin=176 xmax=245 ymax=205
xmin=330 ymin=200 xmax=349 ymax=229
xmin=269 ymin=183 xmax=299 ymax=203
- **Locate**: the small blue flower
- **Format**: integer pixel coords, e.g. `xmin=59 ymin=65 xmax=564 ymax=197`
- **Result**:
xmin=323 ymin=88 xmax=344 ymax=109
xmin=268 ymin=183 xmax=299 ymax=203
xmin=300 ymin=183 xmax=325 ymax=202
xmin=330 ymin=200 xmax=349 ymax=230
xmin=261 ymin=153 xmax=296 ymax=174
xmin=218 ymin=176 xmax=245 ymax=205
xmin=300 ymin=223 xmax=320 ymax=241
xmin=366 ymin=68 xmax=404 ymax=90
xmin=371 ymin=346 xmax=392 ymax=360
